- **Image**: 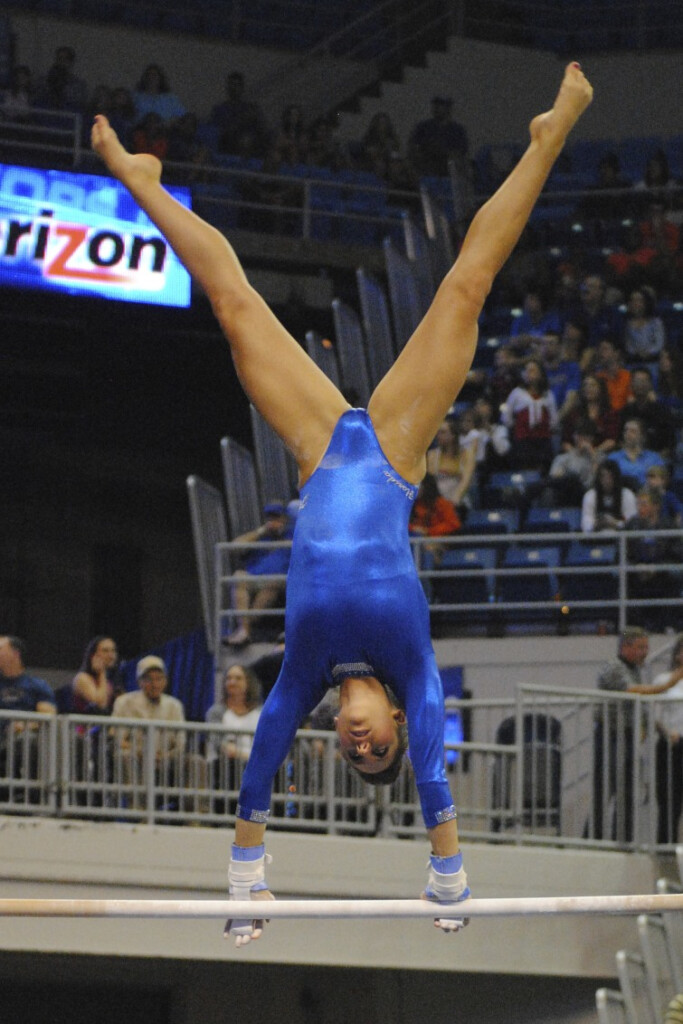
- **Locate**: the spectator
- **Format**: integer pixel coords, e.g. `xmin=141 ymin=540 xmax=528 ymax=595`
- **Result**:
xmin=570 ymin=274 xmax=620 ymax=349
xmin=595 ymin=336 xmax=632 ymax=412
xmin=626 ymin=486 xmax=682 ymax=632
xmin=545 ymin=419 xmax=600 ymax=506
xmin=579 ymin=151 xmax=632 ymax=222
xmin=657 ymin=346 xmax=683 ymax=423
xmin=205 ymin=663 xmax=263 ymax=810
xmin=130 ymin=112 xmax=169 ymax=160
xmin=0 ymin=65 xmax=34 ymax=122
xmin=72 ymin=635 xmax=119 ymax=715
xmin=653 ymin=635 xmax=683 ymax=843
xmin=133 ymin=63 xmax=185 ymax=125
xmin=592 ymin=627 xmax=676 ymax=842
xmin=426 ymin=418 xmax=476 ymax=512
xmin=619 ymin=365 xmax=675 ymax=458
xmin=468 ymin=396 xmax=511 ymax=487
xmin=488 ymin=344 xmax=521 ymax=411
xmin=37 ymin=45 xmax=87 ymax=111
xmin=239 ymin=146 xmax=302 ymax=233
xmin=634 ymin=148 xmax=677 ymax=201
xmin=561 ymin=373 xmax=619 ymax=454
xmin=111 ymin=655 xmax=208 ymax=813
xmin=560 ymin=315 xmax=593 ymax=373
xmin=610 ymin=417 xmax=665 ymax=490
xmin=210 ymin=71 xmax=269 ymax=158
xmin=108 ymin=86 xmax=136 ymax=145
xmin=541 ymin=330 xmax=581 ymax=420
xmin=581 ymin=459 xmax=637 ymax=533
xmin=502 ymin=357 xmax=558 ymax=473
xmin=272 ymin=103 xmax=309 ymax=166
xmin=359 ymin=112 xmax=401 ymax=180
xmin=306 ymin=116 xmax=347 ymax=171
xmin=509 ymin=288 xmax=563 ymax=355
xmin=645 ymin=465 xmax=683 ymax=526
xmin=408 ymin=95 xmax=468 ymax=177
xmin=166 ymin=112 xmax=212 ymax=182
xmin=621 ymin=286 xmax=666 ymax=362
xmin=226 ymin=502 xmax=294 ymax=647
xmin=409 ymin=472 xmax=462 ymax=560
xmin=0 ymin=636 xmax=56 ymax=788
xmin=638 ymin=199 xmax=682 ymax=296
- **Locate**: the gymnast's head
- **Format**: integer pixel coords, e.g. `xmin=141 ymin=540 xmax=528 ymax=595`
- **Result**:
xmin=333 ymin=671 xmax=407 ymax=784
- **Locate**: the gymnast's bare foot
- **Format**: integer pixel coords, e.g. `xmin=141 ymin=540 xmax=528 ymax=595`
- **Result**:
xmin=530 ymin=62 xmax=593 ymax=152
xmin=91 ymin=114 xmax=162 ymax=190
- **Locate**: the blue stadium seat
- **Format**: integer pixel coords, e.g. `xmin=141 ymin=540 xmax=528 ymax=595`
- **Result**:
xmin=561 ymin=541 xmax=618 ymax=630
xmin=498 ymin=545 xmax=562 ymax=630
xmin=461 ymin=508 xmax=520 ymax=535
xmin=524 ymin=507 xmax=582 ymax=534
xmin=485 ymin=470 xmax=542 ymax=508
xmin=431 ymin=547 xmax=499 ymax=634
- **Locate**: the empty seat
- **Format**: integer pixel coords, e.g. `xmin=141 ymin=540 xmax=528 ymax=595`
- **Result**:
xmin=461 ymin=508 xmax=520 ymax=535
xmin=561 ymin=541 xmax=618 ymax=628
xmin=485 ymin=469 xmax=542 ymax=509
xmin=498 ymin=545 xmax=561 ymax=629
xmin=431 ymin=547 xmax=497 ymax=630
xmin=525 ymin=506 xmax=582 ymax=534
xmin=250 ymin=404 xmax=296 ymax=506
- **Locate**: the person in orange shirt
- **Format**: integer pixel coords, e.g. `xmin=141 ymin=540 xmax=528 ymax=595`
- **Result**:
xmin=595 ymin=337 xmax=632 ymax=411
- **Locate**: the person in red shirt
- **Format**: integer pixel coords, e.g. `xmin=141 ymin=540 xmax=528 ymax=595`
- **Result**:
xmin=595 ymin=337 xmax=632 ymax=412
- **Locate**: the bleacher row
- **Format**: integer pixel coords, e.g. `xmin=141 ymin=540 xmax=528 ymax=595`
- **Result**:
xmin=596 ymin=869 xmax=683 ymax=1024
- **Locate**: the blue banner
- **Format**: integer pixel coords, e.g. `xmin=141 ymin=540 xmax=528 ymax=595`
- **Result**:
xmin=0 ymin=162 xmax=191 ymax=307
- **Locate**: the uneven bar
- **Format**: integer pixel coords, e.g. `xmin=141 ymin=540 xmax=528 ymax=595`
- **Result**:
xmin=0 ymin=894 xmax=682 ymax=919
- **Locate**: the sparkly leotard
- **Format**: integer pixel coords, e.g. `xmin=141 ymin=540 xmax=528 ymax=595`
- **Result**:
xmin=237 ymin=409 xmax=455 ymax=830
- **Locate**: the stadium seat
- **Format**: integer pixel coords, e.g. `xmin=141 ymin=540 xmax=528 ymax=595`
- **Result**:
xmin=561 ymin=541 xmax=618 ymax=631
xmin=497 ymin=545 xmax=562 ymax=630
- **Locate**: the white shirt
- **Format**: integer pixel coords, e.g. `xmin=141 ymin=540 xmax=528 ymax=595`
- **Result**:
xmin=654 ymin=675 xmax=683 ymax=736
xmin=221 ymin=706 xmax=261 ymax=759
xmin=581 ymin=486 xmax=637 ymax=532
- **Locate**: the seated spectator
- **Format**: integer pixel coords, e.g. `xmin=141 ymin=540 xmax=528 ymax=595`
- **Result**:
xmin=205 ymin=663 xmax=263 ymax=808
xmin=569 ymin=274 xmax=620 ymax=350
xmin=0 ymin=636 xmax=56 ymax=788
xmin=561 ymin=373 xmax=619 ymax=454
xmin=468 ymin=396 xmax=512 ymax=487
xmin=226 ymin=502 xmax=294 ymax=647
xmin=609 ymin=417 xmax=665 ymax=490
xmin=622 ymin=286 xmax=666 ymax=362
xmin=359 ymin=112 xmax=401 ymax=180
xmin=107 ymin=86 xmax=136 ymax=146
xmin=409 ymin=472 xmax=462 ymax=561
xmin=488 ymin=343 xmax=521 ymax=410
xmin=501 ymin=357 xmax=558 ymax=474
xmin=306 ymin=116 xmax=347 ymax=171
xmin=166 ymin=112 xmax=212 ymax=183
xmin=578 ymin=151 xmax=633 ymax=222
xmin=581 ymin=459 xmax=637 ymax=532
xmin=0 ymin=65 xmax=35 ymax=122
xmin=111 ymin=655 xmax=208 ymax=813
xmin=545 ymin=419 xmax=600 ymax=506
xmin=626 ymin=487 xmax=682 ymax=632
xmin=72 ymin=636 xmax=119 ymax=715
xmin=595 ymin=337 xmax=632 ymax=412
xmin=426 ymin=417 xmax=476 ymax=512
xmin=657 ymin=346 xmax=683 ymax=423
xmin=272 ymin=103 xmax=309 ymax=166
xmin=638 ymin=199 xmax=682 ymax=296
xmin=509 ymin=288 xmax=563 ymax=356
xmin=37 ymin=45 xmax=87 ymax=112
xmin=605 ymin=222 xmax=653 ymax=297
xmin=541 ymin=331 xmax=581 ymax=420
xmin=133 ymin=63 xmax=186 ymax=126
xmin=645 ymin=465 xmax=683 ymax=526
xmin=635 ymin=149 xmax=678 ymax=201
xmin=408 ymin=95 xmax=468 ymax=177
xmin=619 ymin=365 xmax=675 ymax=458
xmin=130 ymin=112 xmax=169 ymax=160
xmin=560 ymin=316 xmax=593 ymax=372
xmin=210 ymin=71 xmax=269 ymax=158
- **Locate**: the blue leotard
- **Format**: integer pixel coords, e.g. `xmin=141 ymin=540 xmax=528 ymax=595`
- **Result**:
xmin=237 ymin=409 xmax=456 ymax=830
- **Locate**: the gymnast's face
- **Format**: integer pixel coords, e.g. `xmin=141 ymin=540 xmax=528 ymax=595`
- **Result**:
xmin=334 ymin=676 xmax=406 ymax=775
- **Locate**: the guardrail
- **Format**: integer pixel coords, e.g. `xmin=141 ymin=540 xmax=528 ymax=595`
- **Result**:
xmin=215 ymin=528 xmax=683 ymax=644
xmin=2 ymin=687 xmax=682 ymax=851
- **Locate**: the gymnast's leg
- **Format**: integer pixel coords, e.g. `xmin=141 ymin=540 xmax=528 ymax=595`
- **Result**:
xmin=91 ymin=117 xmax=348 ymax=484
xmin=368 ymin=62 xmax=593 ymax=484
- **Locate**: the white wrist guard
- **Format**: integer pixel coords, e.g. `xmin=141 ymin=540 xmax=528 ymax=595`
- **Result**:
xmin=228 ymin=844 xmax=271 ymax=898
xmin=425 ymin=852 xmax=470 ymax=903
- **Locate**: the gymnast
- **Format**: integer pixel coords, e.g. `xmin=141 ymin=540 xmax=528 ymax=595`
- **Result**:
xmin=92 ymin=62 xmax=593 ymax=946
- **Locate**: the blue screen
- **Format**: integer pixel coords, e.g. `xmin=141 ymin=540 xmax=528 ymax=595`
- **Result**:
xmin=0 ymin=163 xmax=191 ymax=307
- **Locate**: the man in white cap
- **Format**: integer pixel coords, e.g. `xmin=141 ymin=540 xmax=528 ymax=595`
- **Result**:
xmin=111 ymin=655 xmax=207 ymax=814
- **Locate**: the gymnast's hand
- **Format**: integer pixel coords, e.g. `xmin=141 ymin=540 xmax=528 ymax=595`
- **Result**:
xmin=225 ymin=843 xmax=274 ymax=948
xmin=225 ymin=888 xmax=275 ymax=947
xmin=422 ymin=852 xmax=471 ymax=935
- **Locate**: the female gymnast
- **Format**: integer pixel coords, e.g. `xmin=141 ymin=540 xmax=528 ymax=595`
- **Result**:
xmin=92 ymin=62 xmax=593 ymax=946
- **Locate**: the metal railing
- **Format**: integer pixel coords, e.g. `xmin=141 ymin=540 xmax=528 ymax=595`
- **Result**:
xmin=3 ymin=686 xmax=683 ymax=851
xmin=215 ymin=528 xmax=683 ymax=645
